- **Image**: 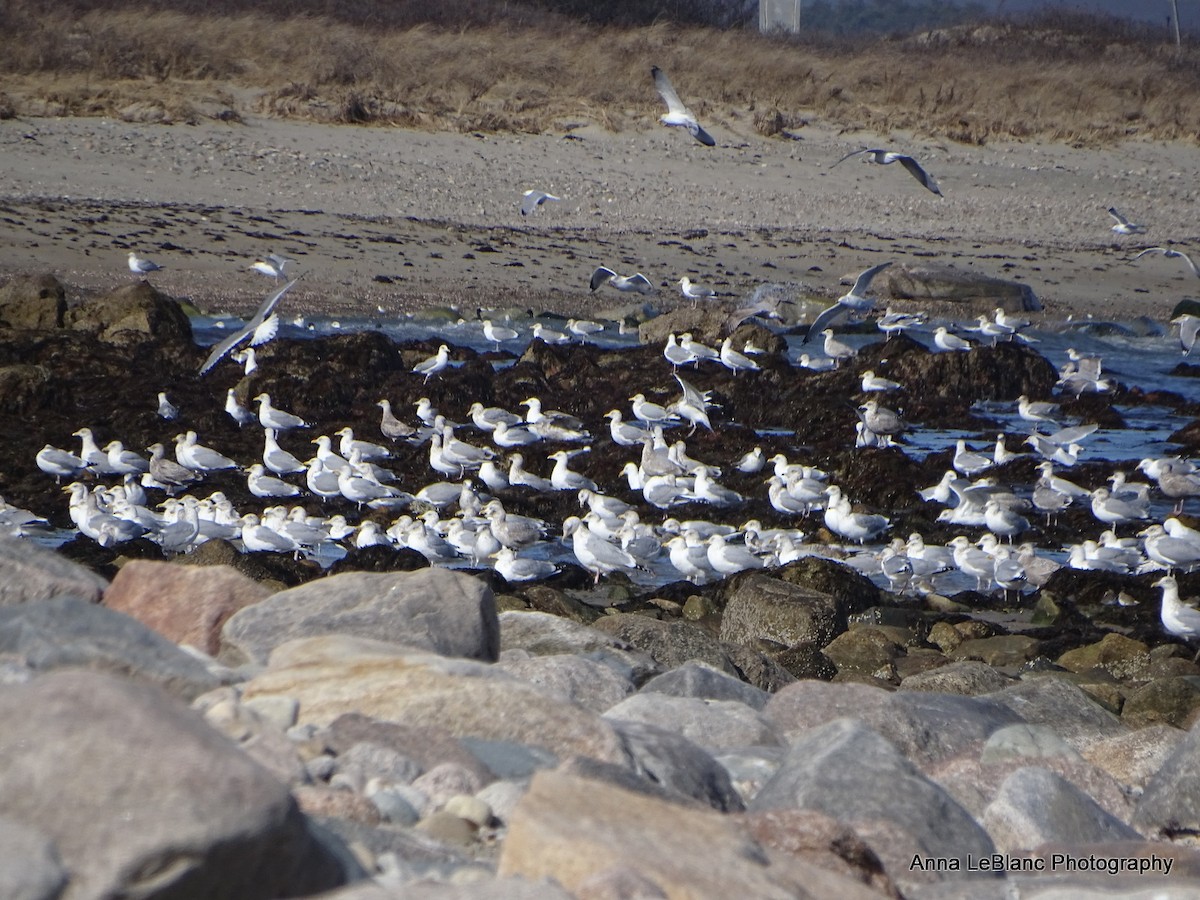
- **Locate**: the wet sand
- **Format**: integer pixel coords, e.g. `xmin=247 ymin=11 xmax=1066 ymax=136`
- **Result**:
xmin=1 ymin=114 xmax=1198 ymax=320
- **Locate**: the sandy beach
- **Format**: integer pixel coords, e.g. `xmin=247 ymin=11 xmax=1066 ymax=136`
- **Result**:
xmin=2 ymin=113 xmax=1198 ymax=322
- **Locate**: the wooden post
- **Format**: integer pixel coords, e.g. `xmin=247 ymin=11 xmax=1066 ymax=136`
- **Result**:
xmin=1171 ymin=0 xmax=1182 ymax=50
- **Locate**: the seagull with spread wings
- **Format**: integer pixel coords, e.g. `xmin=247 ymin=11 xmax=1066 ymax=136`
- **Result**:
xmin=1132 ymin=246 xmax=1199 ymax=277
xmin=831 ymin=148 xmax=942 ymax=196
xmin=590 ymin=266 xmax=655 ymax=294
xmin=1108 ymin=207 xmax=1147 ymax=235
xmin=520 ymin=190 xmax=561 ymax=216
xmin=651 ymin=66 xmax=715 ymax=147
xmin=198 ymin=277 xmax=299 ymax=376
xmin=803 ymin=262 xmax=893 ymax=343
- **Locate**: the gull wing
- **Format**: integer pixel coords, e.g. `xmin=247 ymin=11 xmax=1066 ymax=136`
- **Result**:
xmin=1108 ymin=207 xmax=1130 ymax=225
xmin=651 ymin=66 xmax=690 ymax=117
xmin=198 ymin=278 xmax=298 ymax=376
xmin=850 ymin=261 xmax=894 ymax=296
xmin=589 ymin=267 xmax=616 ymax=291
xmin=688 ymin=122 xmax=716 ymax=147
xmin=829 ymin=147 xmax=869 ymax=169
xmin=802 ymin=301 xmax=850 ymax=344
xmin=520 ymin=190 xmax=560 ymax=216
xmin=627 ymin=273 xmax=655 ymax=292
xmin=250 ymin=312 xmax=280 ymax=347
xmin=897 ymin=155 xmax=942 ymax=196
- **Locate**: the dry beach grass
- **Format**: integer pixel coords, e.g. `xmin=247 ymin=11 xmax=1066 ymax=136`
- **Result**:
xmin=2 ymin=5 xmax=1200 ymax=323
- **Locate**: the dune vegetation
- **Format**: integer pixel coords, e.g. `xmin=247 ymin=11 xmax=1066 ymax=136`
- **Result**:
xmin=1 ymin=1 xmax=1199 ymax=146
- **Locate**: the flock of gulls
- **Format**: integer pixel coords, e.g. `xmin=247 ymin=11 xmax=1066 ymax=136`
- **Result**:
xmin=19 ymin=64 xmax=1200 ymax=645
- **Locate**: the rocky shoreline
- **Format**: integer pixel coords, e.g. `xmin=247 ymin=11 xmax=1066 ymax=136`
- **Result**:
xmin=3 ymin=269 xmax=1200 ymax=897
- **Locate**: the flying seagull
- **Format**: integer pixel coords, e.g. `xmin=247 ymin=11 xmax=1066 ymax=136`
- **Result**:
xmin=1131 ymin=246 xmax=1199 ymax=277
xmin=127 ymin=251 xmax=165 ymax=277
xmin=198 ymin=277 xmax=299 ymax=376
xmin=521 ymin=190 xmax=561 ymax=216
xmin=249 ymin=253 xmax=291 ymax=282
xmin=590 ymin=267 xmax=655 ymax=294
xmin=651 ymin=66 xmax=715 ymax=147
xmin=1108 ymin=207 xmax=1146 ymax=235
xmin=830 ymin=148 xmax=942 ymax=196
xmin=803 ymin=261 xmax=893 ymax=343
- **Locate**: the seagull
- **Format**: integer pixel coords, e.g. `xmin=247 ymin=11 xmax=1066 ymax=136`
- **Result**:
xmin=590 ymin=267 xmax=654 ymax=294
xmin=254 ymin=393 xmax=309 ymax=431
xmin=145 ymin=443 xmax=201 ymax=495
xmin=821 ymin=329 xmax=857 ymax=367
xmin=858 ymin=399 xmax=908 ymax=437
xmin=803 ymin=262 xmax=893 ymax=342
xmin=1153 ymin=575 xmax=1200 ymax=643
xmin=1171 ymin=314 xmax=1200 ymax=355
xmin=36 ymin=444 xmax=91 ymax=483
xmin=1017 ymin=395 xmax=1060 ymax=431
xmin=651 ymin=65 xmax=715 ymax=146
xmin=877 ymin=309 xmax=925 ymax=341
xmin=493 ymin=547 xmax=559 ymax=583
xmin=567 ymin=319 xmax=605 ymax=340
xmin=861 ymin=370 xmax=902 ymax=392
xmin=630 ymin=393 xmax=679 ymax=426
xmin=246 ymin=463 xmax=301 ymax=499
xmin=679 ymin=277 xmax=716 ymax=304
xmin=199 ymin=278 xmax=299 ymax=375
xmin=481 ymin=319 xmax=519 ymax=350
xmin=952 ymin=439 xmax=994 ymax=476
xmin=156 ymin=392 xmax=179 ymax=421
xmin=249 ymin=253 xmax=291 ymax=282
xmin=174 ymin=431 xmax=237 ymax=473
xmin=1132 ymin=246 xmax=1199 ymax=278
xmin=531 ymin=322 xmax=570 ymax=344
xmin=932 ymin=326 xmax=973 ymax=353
xmin=718 ymin=337 xmax=760 ymax=374
xmin=830 ymin=148 xmax=942 ymax=196
xmin=1108 ymin=207 xmax=1146 ymax=236
xmin=262 ymin=428 xmax=306 ymax=475
xmin=520 ymin=190 xmax=561 ymax=216
xmin=563 ymin=515 xmax=639 ymax=583
xmin=225 ymin=389 xmax=255 ymax=427
xmin=377 ymin=399 xmax=416 ymax=441
xmin=127 ymin=251 xmax=164 ymax=278
xmin=232 ymin=347 xmax=258 ymax=375
xmin=413 ymin=344 xmax=450 ymax=383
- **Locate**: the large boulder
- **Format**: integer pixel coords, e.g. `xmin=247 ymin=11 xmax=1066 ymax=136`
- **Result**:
xmin=498 ymin=770 xmax=883 ymax=899
xmin=221 ymin=568 xmax=499 ymax=666
xmin=0 ymin=274 xmax=65 ymax=329
xmin=0 ymin=537 xmax=107 ymax=606
xmin=0 ymin=671 xmax=354 ymax=898
xmin=878 ymin=262 xmax=1041 ymax=312
xmin=241 ymin=636 xmax=630 ymax=765
xmin=750 ymin=719 xmax=996 ymax=884
xmin=104 ymin=560 xmax=271 ymax=656
xmin=65 ymin=281 xmax=192 ymax=345
xmin=0 ymin=595 xmax=222 ymax=701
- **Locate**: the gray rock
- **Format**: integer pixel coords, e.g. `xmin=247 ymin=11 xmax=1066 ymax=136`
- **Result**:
xmin=0 ymin=671 xmax=354 ymax=898
xmin=764 ymin=680 xmax=1024 ymax=765
xmin=750 ymin=719 xmax=996 ymax=878
xmin=475 ymin=779 xmax=529 ymax=825
xmin=326 ymin=713 xmax=494 ymax=786
xmin=900 ymin=660 xmax=1015 ymax=696
xmin=605 ymin=692 xmax=782 ymax=755
xmin=1133 ymin=720 xmax=1200 ymax=834
xmin=0 ymin=537 xmax=107 ymax=606
xmin=222 ymin=568 xmax=499 ymax=666
xmin=588 ymin=613 xmax=738 ymax=677
xmin=316 ymin=875 xmax=576 ymax=899
xmin=1080 ymin=724 xmax=1186 ymax=790
xmin=980 ymin=724 xmax=1081 ymax=765
xmin=412 ymin=762 xmax=485 ymax=811
xmin=0 ymin=273 xmax=66 ymax=329
xmin=368 ymin=788 xmax=421 ymax=826
xmin=986 ymin=676 xmax=1128 ymax=749
xmin=0 ymin=816 xmax=66 ymax=900
xmin=640 ymin=660 xmax=771 ymax=710
xmin=879 ymin=262 xmax=1040 ymax=312
xmin=716 ymin=747 xmax=785 ymax=805
xmin=982 ymin=767 xmax=1140 ymax=852
xmin=718 ymin=573 xmax=849 ymax=649
xmin=611 ymin=719 xmax=746 ymax=813
xmin=337 ymin=742 xmax=424 ymax=790
xmin=497 ymin=609 xmax=659 ymax=682
xmin=194 ymin=687 xmax=310 ymax=785
xmin=459 ymin=738 xmax=557 ymax=780
xmin=497 ymin=653 xmax=634 ymax=713
xmin=0 ymin=595 xmax=222 ymax=701
xmin=65 ymin=281 xmax=193 ymax=345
